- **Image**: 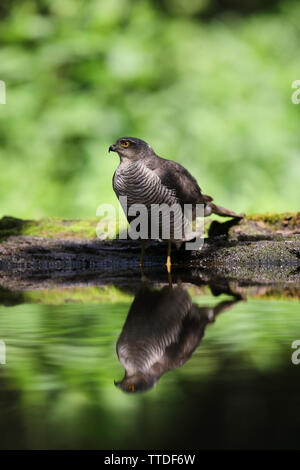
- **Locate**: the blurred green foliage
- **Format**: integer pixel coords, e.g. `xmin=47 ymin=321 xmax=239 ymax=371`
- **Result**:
xmin=0 ymin=0 xmax=299 ymax=219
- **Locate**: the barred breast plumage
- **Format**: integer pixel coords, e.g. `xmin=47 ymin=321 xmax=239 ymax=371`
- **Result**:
xmin=113 ymin=159 xmax=188 ymax=240
xmin=113 ymin=159 xmax=177 ymax=208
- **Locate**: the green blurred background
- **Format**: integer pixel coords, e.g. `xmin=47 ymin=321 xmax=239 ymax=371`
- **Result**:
xmin=0 ymin=0 xmax=299 ymax=219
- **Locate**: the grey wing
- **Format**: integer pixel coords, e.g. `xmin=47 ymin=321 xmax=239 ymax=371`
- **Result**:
xmin=150 ymin=157 xmax=206 ymax=206
xmin=163 ymin=306 xmax=208 ymax=369
xmin=112 ymin=169 xmax=124 ymax=200
xmin=112 ymin=170 xmax=118 ymax=197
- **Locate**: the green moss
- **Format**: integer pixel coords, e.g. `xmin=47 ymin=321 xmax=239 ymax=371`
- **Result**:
xmin=247 ymin=212 xmax=300 ymax=228
xmin=23 ymin=285 xmax=132 ymax=305
xmin=250 ymin=290 xmax=300 ymax=301
xmin=0 ymin=213 xmax=299 ymax=242
xmin=2 ymin=284 xmax=298 ymax=306
xmin=0 ymin=216 xmax=104 ymax=240
xmin=22 ymin=217 xmax=100 ymax=239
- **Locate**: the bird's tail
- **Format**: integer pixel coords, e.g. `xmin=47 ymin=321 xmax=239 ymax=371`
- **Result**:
xmin=203 ymin=194 xmax=244 ymax=219
xmin=209 ymin=202 xmax=244 ymax=219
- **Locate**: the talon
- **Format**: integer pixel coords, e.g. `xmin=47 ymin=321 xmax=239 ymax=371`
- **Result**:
xmin=165 ymin=240 xmax=172 ymax=273
xmin=166 ymin=256 xmax=171 ymax=273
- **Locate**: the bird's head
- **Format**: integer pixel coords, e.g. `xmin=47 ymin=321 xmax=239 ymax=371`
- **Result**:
xmin=114 ymin=372 xmax=158 ymax=394
xmin=109 ymin=137 xmax=154 ymax=161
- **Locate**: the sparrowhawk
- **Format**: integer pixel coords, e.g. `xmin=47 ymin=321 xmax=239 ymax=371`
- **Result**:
xmin=109 ymin=137 xmax=242 ymax=269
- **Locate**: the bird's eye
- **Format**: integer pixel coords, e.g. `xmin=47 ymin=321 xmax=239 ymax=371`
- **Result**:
xmin=121 ymin=141 xmax=130 ymax=148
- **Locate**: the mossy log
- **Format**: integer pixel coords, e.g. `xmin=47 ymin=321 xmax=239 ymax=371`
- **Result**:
xmin=0 ymin=213 xmax=299 ymax=242
xmin=0 ymin=214 xmax=299 ymax=295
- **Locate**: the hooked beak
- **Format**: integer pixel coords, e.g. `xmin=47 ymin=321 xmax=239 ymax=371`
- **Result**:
xmin=109 ymin=144 xmax=116 ymax=153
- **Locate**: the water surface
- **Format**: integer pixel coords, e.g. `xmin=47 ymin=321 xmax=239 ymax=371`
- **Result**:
xmin=0 ymin=282 xmax=299 ymax=449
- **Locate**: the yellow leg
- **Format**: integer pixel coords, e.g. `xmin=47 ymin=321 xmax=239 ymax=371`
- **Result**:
xmin=165 ymin=239 xmax=172 ymax=273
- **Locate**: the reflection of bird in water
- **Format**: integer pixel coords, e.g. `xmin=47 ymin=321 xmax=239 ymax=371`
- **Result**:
xmin=115 ymin=282 xmax=240 ymax=394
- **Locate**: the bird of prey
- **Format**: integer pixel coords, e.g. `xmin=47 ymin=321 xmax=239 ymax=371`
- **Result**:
xmin=114 ymin=282 xmax=240 ymax=394
xmin=109 ymin=137 xmax=243 ymax=270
